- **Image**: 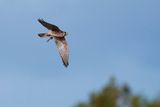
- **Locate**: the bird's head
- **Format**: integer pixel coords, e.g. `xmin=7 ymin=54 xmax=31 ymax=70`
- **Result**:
xmin=64 ymin=32 xmax=68 ymax=36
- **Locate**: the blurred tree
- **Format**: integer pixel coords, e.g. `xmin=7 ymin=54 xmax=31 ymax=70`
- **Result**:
xmin=131 ymin=95 xmax=141 ymax=107
xmin=117 ymin=84 xmax=131 ymax=107
xmin=74 ymin=77 xmax=119 ymax=107
xmin=75 ymin=103 xmax=88 ymax=107
xmin=148 ymin=98 xmax=160 ymax=107
xmin=74 ymin=77 xmax=160 ymax=107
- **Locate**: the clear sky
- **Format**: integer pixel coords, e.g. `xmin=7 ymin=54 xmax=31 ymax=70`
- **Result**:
xmin=0 ymin=0 xmax=160 ymax=107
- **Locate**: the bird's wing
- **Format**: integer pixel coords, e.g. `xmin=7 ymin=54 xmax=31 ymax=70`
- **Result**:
xmin=54 ymin=37 xmax=69 ymax=67
xmin=38 ymin=33 xmax=50 ymax=38
xmin=38 ymin=19 xmax=61 ymax=31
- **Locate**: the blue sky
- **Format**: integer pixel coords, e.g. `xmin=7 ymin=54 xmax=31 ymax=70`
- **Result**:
xmin=0 ymin=0 xmax=160 ymax=107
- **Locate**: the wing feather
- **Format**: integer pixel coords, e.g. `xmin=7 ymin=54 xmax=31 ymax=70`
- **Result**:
xmin=54 ymin=37 xmax=69 ymax=67
xmin=38 ymin=19 xmax=61 ymax=31
xmin=38 ymin=33 xmax=50 ymax=37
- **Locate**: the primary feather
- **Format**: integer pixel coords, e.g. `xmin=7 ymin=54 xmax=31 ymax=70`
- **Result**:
xmin=38 ymin=19 xmax=61 ymax=31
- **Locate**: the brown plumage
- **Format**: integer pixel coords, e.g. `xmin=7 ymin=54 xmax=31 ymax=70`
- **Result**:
xmin=38 ymin=19 xmax=61 ymax=31
xmin=37 ymin=19 xmax=69 ymax=67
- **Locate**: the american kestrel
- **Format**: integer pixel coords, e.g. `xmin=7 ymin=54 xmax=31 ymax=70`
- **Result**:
xmin=37 ymin=19 xmax=69 ymax=67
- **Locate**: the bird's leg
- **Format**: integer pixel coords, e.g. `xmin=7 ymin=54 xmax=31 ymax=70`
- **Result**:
xmin=46 ymin=37 xmax=53 ymax=42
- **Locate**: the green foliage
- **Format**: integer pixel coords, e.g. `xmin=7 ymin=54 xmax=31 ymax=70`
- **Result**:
xmin=131 ymin=96 xmax=142 ymax=107
xmin=75 ymin=103 xmax=88 ymax=107
xmin=148 ymin=100 xmax=160 ymax=107
xmin=74 ymin=77 xmax=160 ymax=107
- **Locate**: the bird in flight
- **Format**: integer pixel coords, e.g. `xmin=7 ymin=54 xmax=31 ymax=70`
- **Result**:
xmin=37 ymin=19 xmax=69 ymax=67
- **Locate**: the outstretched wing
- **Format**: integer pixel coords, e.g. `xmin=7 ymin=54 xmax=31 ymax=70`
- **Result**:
xmin=54 ymin=37 xmax=69 ymax=67
xmin=38 ymin=19 xmax=61 ymax=31
xmin=37 ymin=33 xmax=50 ymax=38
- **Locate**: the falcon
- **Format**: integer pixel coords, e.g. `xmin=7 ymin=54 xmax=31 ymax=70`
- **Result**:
xmin=37 ymin=19 xmax=69 ymax=67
